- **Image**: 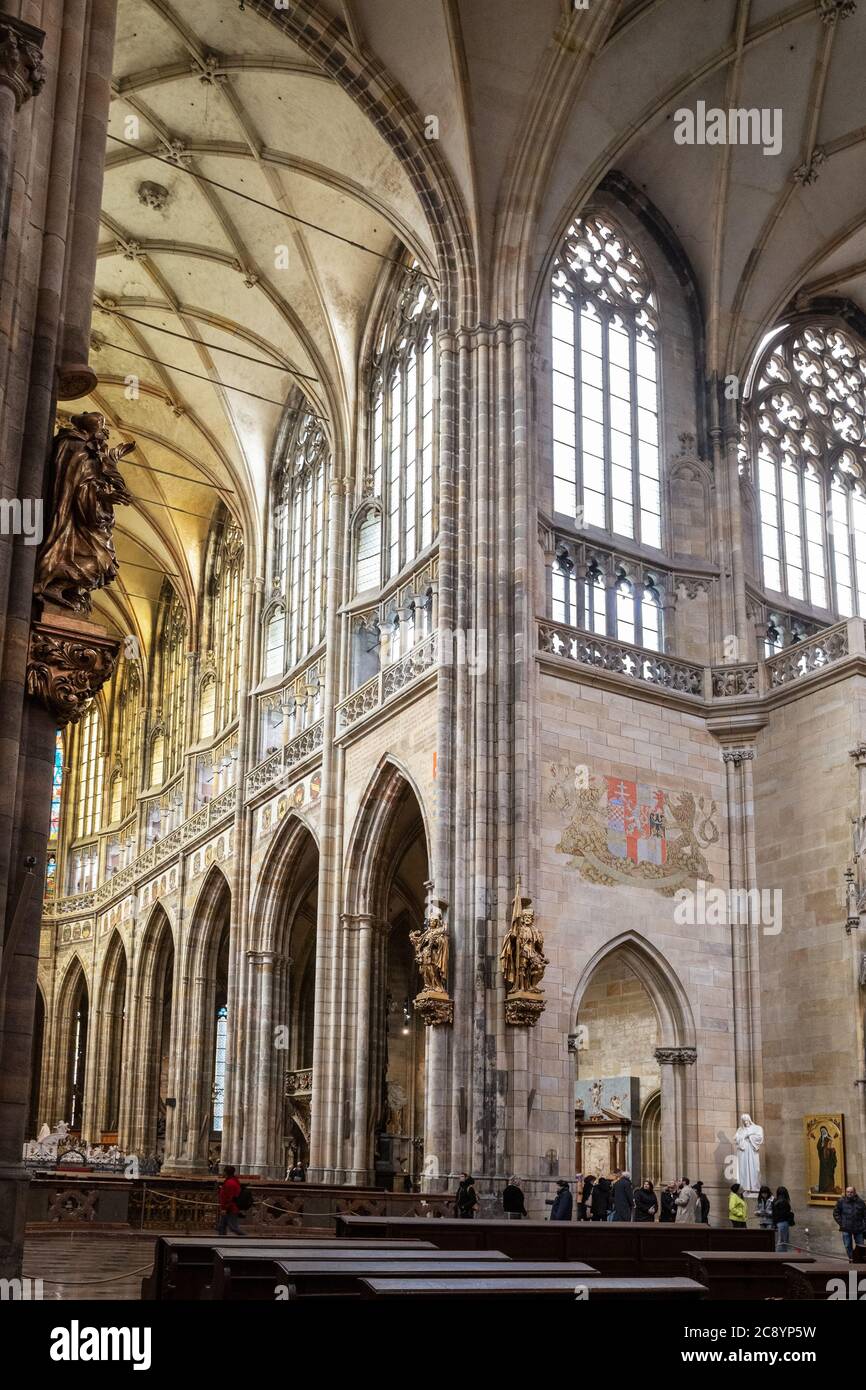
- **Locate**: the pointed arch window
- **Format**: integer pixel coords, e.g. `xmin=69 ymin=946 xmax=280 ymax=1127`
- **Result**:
xmin=150 ymin=583 xmax=187 ymax=786
xmin=75 ymin=705 xmax=104 ymax=839
xmin=749 ymin=322 xmax=866 ymax=616
xmin=110 ymin=659 xmax=141 ymax=822
xmin=265 ymin=408 xmax=328 ymax=678
xmin=199 ymin=509 xmax=243 ymax=736
xmin=551 ymin=213 xmax=661 ymax=548
xmin=362 ymin=268 xmax=437 ymax=590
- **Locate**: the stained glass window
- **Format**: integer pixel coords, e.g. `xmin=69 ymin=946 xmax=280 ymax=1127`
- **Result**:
xmin=49 ymin=731 xmax=63 ymax=841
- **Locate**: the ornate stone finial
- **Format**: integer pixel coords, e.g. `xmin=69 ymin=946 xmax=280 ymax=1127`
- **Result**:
xmin=0 ymin=18 xmax=45 ymax=110
xmin=500 ymin=875 xmax=548 ymax=1026
xmin=410 ymin=881 xmax=453 ymax=1025
xmin=818 ymin=0 xmax=856 ymax=23
xmin=34 ymin=413 xmax=133 ymax=615
xmin=27 ymin=617 xmax=120 ymax=726
xmin=137 ymin=181 xmax=170 ymax=211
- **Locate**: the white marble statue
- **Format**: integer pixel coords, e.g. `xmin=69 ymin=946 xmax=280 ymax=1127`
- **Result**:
xmin=734 ymin=1113 xmax=764 ymax=1195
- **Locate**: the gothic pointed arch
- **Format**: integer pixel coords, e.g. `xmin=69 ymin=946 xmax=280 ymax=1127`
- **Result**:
xmin=344 ymin=756 xmax=433 ymax=919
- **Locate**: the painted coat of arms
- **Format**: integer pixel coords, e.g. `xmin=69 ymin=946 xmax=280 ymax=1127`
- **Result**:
xmin=549 ymin=763 xmax=719 ymax=894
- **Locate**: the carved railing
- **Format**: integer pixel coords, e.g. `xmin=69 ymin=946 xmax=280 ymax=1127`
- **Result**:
xmin=46 ymin=779 xmax=240 ymax=920
xmin=710 ymin=664 xmax=760 ymax=698
xmin=538 ymin=620 xmax=704 ymax=696
xmin=244 ymin=720 xmax=324 ymax=801
xmin=337 ymin=632 xmax=438 ymax=730
xmin=256 ymin=656 xmax=324 ymax=761
xmin=765 ymin=620 xmax=850 ymax=688
xmin=540 ymin=616 xmax=863 ymax=701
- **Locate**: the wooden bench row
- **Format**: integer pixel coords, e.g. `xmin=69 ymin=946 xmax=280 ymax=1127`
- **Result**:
xmin=334 ymin=1215 xmax=776 ymax=1275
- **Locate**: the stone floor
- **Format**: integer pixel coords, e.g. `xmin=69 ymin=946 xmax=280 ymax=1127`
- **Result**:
xmin=23 ymin=1234 xmax=156 ymax=1300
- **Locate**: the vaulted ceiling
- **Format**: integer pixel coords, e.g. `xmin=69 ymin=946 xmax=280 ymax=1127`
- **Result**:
xmin=82 ymin=0 xmax=866 ymax=661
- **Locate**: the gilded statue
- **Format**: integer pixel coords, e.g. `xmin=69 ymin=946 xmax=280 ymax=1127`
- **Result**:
xmin=410 ymin=904 xmax=449 ymax=996
xmin=500 ymin=876 xmax=548 ymax=995
xmin=34 ymin=412 xmax=133 ymax=614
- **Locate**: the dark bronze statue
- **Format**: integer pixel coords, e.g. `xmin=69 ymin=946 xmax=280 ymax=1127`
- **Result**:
xmin=34 ymin=412 xmax=133 ymax=613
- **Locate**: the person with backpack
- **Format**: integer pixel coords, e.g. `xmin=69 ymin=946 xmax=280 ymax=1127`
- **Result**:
xmin=771 ymin=1185 xmax=795 ymax=1251
xmin=217 ymin=1164 xmax=242 ymax=1236
xmin=454 ymin=1173 xmax=480 ymax=1218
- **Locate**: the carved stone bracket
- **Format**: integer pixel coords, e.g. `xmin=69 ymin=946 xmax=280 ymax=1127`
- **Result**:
xmin=413 ymin=988 xmax=454 ymax=1027
xmin=654 ymin=1046 xmax=698 ymax=1066
xmin=0 ymin=17 xmax=45 ymax=109
xmin=27 ymin=611 xmax=120 ymax=725
xmin=505 ymin=989 xmax=546 ymax=1027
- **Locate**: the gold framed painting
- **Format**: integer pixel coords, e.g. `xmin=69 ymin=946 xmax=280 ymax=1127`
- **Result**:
xmin=805 ymin=1114 xmax=845 ymax=1206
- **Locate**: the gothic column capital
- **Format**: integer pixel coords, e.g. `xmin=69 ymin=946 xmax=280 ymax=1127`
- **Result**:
xmin=722 ymin=747 xmax=756 ymax=766
xmin=0 ymin=16 xmax=45 ymax=110
xmin=654 ymin=1046 xmax=698 ymax=1066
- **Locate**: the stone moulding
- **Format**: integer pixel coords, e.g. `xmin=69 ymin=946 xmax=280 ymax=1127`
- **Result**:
xmin=413 ymin=988 xmax=453 ymax=1026
xmin=504 ymin=989 xmax=546 ymax=1026
xmin=27 ymin=615 xmax=120 ymax=725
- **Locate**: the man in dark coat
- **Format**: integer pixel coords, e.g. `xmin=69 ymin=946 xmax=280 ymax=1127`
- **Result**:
xmin=611 ymin=1171 xmax=634 ymax=1221
xmin=550 ymin=1180 xmax=573 ymax=1221
xmin=580 ymin=1175 xmax=595 ymax=1221
xmin=833 ymin=1185 xmax=866 ymax=1260
xmin=660 ymin=1183 xmax=677 ymax=1223
xmin=590 ymin=1176 xmax=611 ymax=1221
xmin=503 ymin=1176 xmax=527 ymax=1219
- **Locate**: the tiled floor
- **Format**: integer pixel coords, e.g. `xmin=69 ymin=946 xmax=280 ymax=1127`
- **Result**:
xmin=23 ymin=1234 xmax=156 ymax=1300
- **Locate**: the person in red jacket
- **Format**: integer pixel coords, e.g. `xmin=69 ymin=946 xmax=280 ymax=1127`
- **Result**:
xmin=218 ymin=1164 xmax=242 ymax=1236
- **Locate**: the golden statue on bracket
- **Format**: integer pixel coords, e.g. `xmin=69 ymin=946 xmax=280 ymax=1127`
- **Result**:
xmin=27 ymin=413 xmax=133 ymax=725
xmin=410 ymin=881 xmax=453 ymax=1026
xmin=500 ymin=875 xmax=548 ymax=1026
xmin=34 ymin=411 xmax=133 ymax=614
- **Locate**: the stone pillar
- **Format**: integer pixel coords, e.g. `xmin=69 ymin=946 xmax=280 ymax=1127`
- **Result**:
xmin=722 ymin=745 xmax=763 ymax=1120
xmin=654 ymin=1046 xmax=698 ymax=1180
xmin=308 ymin=477 xmax=349 ymax=1179
xmin=0 ymin=15 xmax=45 ymax=289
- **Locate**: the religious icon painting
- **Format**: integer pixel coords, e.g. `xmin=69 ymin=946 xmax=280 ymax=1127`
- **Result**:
xmin=805 ymin=1113 xmax=845 ymax=1205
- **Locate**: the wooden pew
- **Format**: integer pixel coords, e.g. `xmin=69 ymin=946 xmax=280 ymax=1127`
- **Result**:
xmin=334 ymin=1216 xmax=774 ymax=1274
xmin=783 ymin=1260 xmax=857 ymax=1300
xmin=210 ymin=1256 xmax=596 ymax=1300
xmin=361 ymin=1276 xmax=708 ymax=1301
xmin=683 ymin=1250 xmax=816 ymax=1300
xmin=142 ymin=1234 xmax=437 ymax=1300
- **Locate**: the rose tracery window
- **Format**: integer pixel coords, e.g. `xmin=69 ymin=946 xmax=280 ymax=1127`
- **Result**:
xmin=551 ymin=213 xmax=662 ymax=549
xmin=750 ymin=323 xmax=866 ymax=616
